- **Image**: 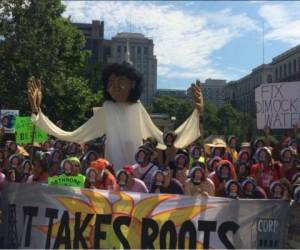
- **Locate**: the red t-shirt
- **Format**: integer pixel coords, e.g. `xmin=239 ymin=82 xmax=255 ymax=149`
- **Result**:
xmin=250 ymin=162 xmax=282 ymax=197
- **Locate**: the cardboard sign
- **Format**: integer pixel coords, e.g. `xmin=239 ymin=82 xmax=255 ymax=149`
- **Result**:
xmin=48 ymin=174 xmax=86 ymax=188
xmin=0 ymin=109 xmax=19 ymax=133
xmin=255 ymin=82 xmax=300 ymax=129
xmin=15 ymin=116 xmax=48 ymax=144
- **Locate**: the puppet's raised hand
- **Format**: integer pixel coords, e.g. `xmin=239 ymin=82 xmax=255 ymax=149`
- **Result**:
xmin=27 ymin=76 xmax=42 ymax=114
xmin=191 ymin=80 xmax=203 ymax=113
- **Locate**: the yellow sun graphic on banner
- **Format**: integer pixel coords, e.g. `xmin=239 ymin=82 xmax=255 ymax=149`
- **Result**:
xmin=36 ymin=189 xmax=213 ymax=249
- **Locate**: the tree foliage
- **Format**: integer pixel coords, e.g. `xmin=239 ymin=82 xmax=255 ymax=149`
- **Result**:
xmin=149 ymin=95 xmax=255 ymax=141
xmin=0 ymin=0 xmax=102 ymax=129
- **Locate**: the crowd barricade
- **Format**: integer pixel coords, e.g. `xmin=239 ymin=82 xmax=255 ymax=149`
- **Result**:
xmin=0 ymin=183 xmax=292 ymax=249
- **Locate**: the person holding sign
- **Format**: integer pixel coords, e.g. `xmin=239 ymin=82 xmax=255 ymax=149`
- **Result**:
xmin=27 ymin=63 xmax=203 ymax=172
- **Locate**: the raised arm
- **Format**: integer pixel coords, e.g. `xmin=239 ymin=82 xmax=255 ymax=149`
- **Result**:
xmin=27 ymin=76 xmax=105 ymax=143
xmin=173 ymin=80 xmax=202 ymax=148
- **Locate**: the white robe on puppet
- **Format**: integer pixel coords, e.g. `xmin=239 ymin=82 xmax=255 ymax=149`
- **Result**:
xmin=32 ymin=101 xmax=200 ymax=171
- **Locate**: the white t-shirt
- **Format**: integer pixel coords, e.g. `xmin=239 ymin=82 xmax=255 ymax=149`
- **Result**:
xmin=132 ymin=162 xmax=158 ymax=190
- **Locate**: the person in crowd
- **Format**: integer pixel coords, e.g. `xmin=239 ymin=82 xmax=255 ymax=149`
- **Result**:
xmin=205 ymin=138 xmax=233 ymax=162
xmin=241 ymin=177 xmax=266 ymax=199
xmin=207 ymin=156 xmax=221 ymax=173
xmin=269 ymin=181 xmax=289 ymax=200
xmin=222 ymin=180 xmax=242 ymax=199
xmin=132 ymin=145 xmax=158 ymax=190
xmin=116 ymin=165 xmax=148 ymax=193
xmin=235 ymin=150 xmax=251 ymax=183
xmin=159 ymin=131 xmax=177 ymax=167
xmin=240 ymin=142 xmax=252 ymax=156
xmin=66 ymin=142 xmax=81 ymax=157
xmin=184 ymin=166 xmax=215 ymax=196
xmin=280 ymin=147 xmax=299 ymax=182
xmin=189 ymin=145 xmax=205 ymax=166
xmin=227 ymin=135 xmax=238 ymax=162
xmin=85 ymin=158 xmax=117 ymax=191
xmin=149 ymin=170 xmax=165 ymax=194
xmin=17 ymin=159 xmax=32 ymax=182
xmin=209 ymin=159 xmax=237 ymax=196
xmin=158 ymin=165 xmax=184 ymax=194
xmin=250 ymin=147 xmax=282 ymax=198
xmin=81 ymin=150 xmax=99 ymax=174
xmin=42 ymin=140 xmax=52 ymax=152
xmin=27 ymin=152 xmax=49 ymax=184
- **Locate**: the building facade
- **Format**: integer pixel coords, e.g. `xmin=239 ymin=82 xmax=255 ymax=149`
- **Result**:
xmin=272 ymin=44 xmax=300 ymax=83
xmin=224 ymin=64 xmax=273 ymax=114
xmin=200 ymin=79 xmax=226 ymax=107
xmin=72 ymin=20 xmax=111 ymax=64
xmin=73 ymin=21 xmax=158 ymax=107
xmin=225 ymin=44 xmax=300 ymax=115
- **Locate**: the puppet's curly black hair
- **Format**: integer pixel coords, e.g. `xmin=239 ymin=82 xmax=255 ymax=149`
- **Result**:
xmin=102 ymin=62 xmax=143 ymax=102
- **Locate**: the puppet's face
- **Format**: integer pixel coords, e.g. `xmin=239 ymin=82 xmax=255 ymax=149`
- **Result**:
xmin=221 ymin=166 xmax=229 ymax=176
xmin=240 ymin=153 xmax=249 ymax=163
xmin=229 ymin=184 xmax=238 ymax=193
xmin=64 ymin=162 xmax=72 ymax=175
xmin=194 ymin=170 xmax=202 ymax=181
xmin=155 ymin=173 xmax=164 ymax=184
xmin=107 ymin=75 xmax=135 ymax=102
xmin=230 ymin=138 xmax=237 ymax=147
xmin=274 ymin=185 xmax=282 ymax=195
xmin=245 ymin=182 xmax=254 ymax=193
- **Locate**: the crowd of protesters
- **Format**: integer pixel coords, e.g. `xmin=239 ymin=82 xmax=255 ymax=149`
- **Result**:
xmin=0 ymin=122 xmax=300 ymax=204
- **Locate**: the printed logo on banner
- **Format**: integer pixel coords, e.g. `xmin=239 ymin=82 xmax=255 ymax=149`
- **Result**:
xmin=0 ymin=110 xmax=19 ymax=134
xmin=256 ymin=218 xmax=281 ymax=249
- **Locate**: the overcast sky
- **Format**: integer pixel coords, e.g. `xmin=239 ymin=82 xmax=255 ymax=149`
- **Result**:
xmin=62 ymin=1 xmax=300 ymax=89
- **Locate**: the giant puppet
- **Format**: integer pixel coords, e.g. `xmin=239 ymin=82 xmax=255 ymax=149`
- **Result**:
xmin=27 ymin=63 xmax=203 ymax=170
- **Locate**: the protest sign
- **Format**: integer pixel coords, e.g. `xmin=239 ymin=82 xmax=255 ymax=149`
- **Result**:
xmin=255 ymin=82 xmax=300 ymax=129
xmin=48 ymin=175 xmax=86 ymax=188
xmin=15 ymin=116 xmax=48 ymax=144
xmin=0 ymin=183 xmax=289 ymax=249
xmin=0 ymin=109 xmax=19 ymax=133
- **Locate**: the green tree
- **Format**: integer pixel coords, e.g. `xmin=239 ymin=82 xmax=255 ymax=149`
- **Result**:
xmin=149 ymin=96 xmax=193 ymax=127
xmin=0 ymin=0 xmax=102 ymax=129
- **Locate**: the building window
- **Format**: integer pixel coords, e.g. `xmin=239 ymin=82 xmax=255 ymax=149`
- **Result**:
xmin=267 ymin=74 xmax=272 ymax=83
xmin=137 ymin=46 xmax=141 ymax=54
xmin=144 ymin=47 xmax=148 ymax=55
xmin=299 ymin=57 xmax=300 ymax=71
xmin=279 ymin=66 xmax=282 ymax=78
xmin=275 ymin=68 xmax=278 ymax=81
xmin=288 ymin=61 xmax=292 ymax=74
xmin=117 ymin=45 xmax=121 ymax=53
xmin=284 ymin=64 xmax=287 ymax=77
xmin=293 ymin=59 xmax=297 ymax=72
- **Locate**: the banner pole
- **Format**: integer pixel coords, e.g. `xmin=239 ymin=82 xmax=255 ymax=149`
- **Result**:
xmin=30 ymin=124 xmax=36 ymax=162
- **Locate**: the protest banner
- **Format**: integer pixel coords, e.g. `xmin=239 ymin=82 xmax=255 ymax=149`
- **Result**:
xmin=15 ymin=116 xmax=48 ymax=144
xmin=255 ymin=82 xmax=300 ymax=129
xmin=0 ymin=109 xmax=19 ymax=133
xmin=48 ymin=175 xmax=86 ymax=188
xmin=0 ymin=183 xmax=289 ymax=249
